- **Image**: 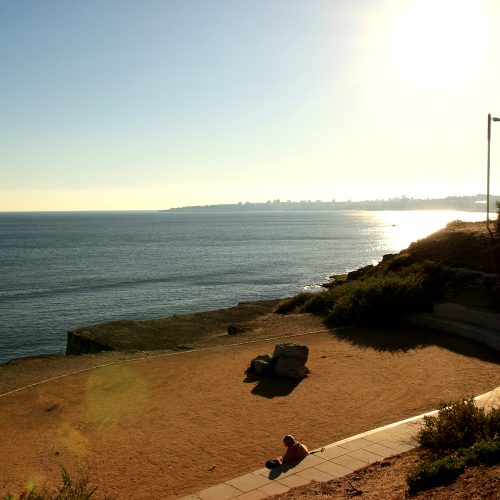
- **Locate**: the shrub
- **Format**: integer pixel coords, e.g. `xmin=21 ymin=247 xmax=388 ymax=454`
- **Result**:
xmin=399 ymin=261 xmax=451 ymax=298
xmin=275 ymin=292 xmax=313 ymax=314
xmin=406 ymin=456 xmax=464 ymax=494
xmin=2 ymin=467 xmax=111 ymax=500
xmin=416 ymin=398 xmax=490 ymax=455
xmin=325 ymin=274 xmax=430 ymax=326
xmin=407 ymin=398 xmax=500 ymax=494
xmin=407 ymin=439 xmax=500 ymax=494
xmin=276 ymin=287 xmax=344 ymax=315
xmin=472 ymin=439 xmax=500 ymax=465
xmin=484 ymin=406 xmax=500 ymax=439
xmin=277 ymin=261 xmax=449 ymax=325
xmin=301 ymin=288 xmax=342 ymax=314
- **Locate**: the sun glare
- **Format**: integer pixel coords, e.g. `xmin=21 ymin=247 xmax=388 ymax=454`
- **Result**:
xmin=391 ymin=0 xmax=488 ymax=87
xmin=377 ymin=210 xmax=483 ymax=251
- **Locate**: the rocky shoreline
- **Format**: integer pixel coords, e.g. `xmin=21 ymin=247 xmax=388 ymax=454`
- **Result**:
xmin=65 ymin=299 xmax=282 ymax=355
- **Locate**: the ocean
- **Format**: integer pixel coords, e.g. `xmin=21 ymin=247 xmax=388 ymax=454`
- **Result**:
xmin=0 ymin=209 xmax=484 ymax=364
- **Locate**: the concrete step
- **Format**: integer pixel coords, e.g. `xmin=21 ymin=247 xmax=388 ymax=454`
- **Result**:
xmin=433 ymin=303 xmax=500 ymax=331
xmin=405 ymin=313 xmax=500 ymax=353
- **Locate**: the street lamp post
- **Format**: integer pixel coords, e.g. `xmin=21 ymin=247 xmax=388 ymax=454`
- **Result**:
xmin=487 ymin=113 xmax=500 ymax=226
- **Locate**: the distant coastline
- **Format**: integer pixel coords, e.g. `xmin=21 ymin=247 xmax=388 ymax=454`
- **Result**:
xmin=162 ymin=194 xmax=498 ymax=213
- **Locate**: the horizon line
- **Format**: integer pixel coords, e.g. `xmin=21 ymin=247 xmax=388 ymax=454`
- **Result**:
xmin=1 ymin=193 xmax=498 ymax=214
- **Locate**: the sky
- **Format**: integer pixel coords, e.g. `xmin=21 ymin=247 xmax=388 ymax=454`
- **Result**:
xmin=1 ymin=0 xmax=500 ymax=211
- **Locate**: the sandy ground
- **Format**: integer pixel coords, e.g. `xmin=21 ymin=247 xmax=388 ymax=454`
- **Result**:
xmin=1 ymin=314 xmax=500 ymax=499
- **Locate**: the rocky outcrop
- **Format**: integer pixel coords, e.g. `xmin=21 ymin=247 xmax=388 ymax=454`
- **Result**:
xmin=250 ymin=343 xmax=309 ymax=379
xmin=64 ymin=299 xmax=280 ymax=356
xmin=227 ymin=324 xmax=250 ymax=335
xmin=66 ymin=331 xmax=114 ymax=355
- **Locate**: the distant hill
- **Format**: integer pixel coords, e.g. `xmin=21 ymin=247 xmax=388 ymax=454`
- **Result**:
xmin=163 ymin=194 xmax=499 ymax=212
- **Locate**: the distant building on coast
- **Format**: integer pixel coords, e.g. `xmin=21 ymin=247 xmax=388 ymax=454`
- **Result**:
xmin=162 ymin=194 xmax=497 ymax=213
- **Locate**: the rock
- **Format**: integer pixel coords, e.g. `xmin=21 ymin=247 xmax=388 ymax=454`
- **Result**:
xmin=253 ymin=354 xmax=273 ymax=364
xmin=347 ymin=264 xmax=373 ymax=281
xmin=250 ymin=345 xmax=308 ymax=379
xmin=227 ymin=324 xmax=249 ymax=335
xmin=274 ymin=356 xmax=307 ymax=379
xmin=273 ymin=343 xmax=309 ymax=362
xmin=251 ymin=354 xmax=273 ymax=375
xmin=253 ymin=359 xmax=272 ymax=375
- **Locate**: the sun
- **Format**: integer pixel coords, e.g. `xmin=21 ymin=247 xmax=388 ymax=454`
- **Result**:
xmin=391 ymin=0 xmax=488 ymax=87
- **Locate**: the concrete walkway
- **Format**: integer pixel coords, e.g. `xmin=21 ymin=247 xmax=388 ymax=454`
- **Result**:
xmin=179 ymin=386 xmax=500 ymax=500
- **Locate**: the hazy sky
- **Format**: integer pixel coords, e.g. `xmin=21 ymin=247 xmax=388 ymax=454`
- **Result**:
xmin=2 ymin=0 xmax=500 ymax=211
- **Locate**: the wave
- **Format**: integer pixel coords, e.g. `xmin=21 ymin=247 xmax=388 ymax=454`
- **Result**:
xmin=0 ymin=269 xmax=293 ymax=303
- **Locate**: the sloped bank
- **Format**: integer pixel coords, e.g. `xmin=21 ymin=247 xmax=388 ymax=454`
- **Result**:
xmin=278 ymin=220 xmax=500 ymax=353
xmin=65 ymin=299 xmax=280 ymax=355
xmin=346 ymin=221 xmax=500 ymax=308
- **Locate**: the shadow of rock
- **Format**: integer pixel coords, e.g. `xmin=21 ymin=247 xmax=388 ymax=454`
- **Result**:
xmin=329 ymin=324 xmax=500 ymax=364
xmin=243 ymin=371 xmax=303 ymax=398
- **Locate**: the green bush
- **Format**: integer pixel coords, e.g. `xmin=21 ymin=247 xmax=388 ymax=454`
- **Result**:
xmin=325 ymin=274 xmax=430 ymax=326
xmin=407 ymin=439 xmax=500 ymax=494
xmin=276 ymin=261 xmax=447 ymax=326
xmin=275 ymin=292 xmax=313 ymax=314
xmin=417 ymin=398 xmax=491 ymax=454
xmin=456 ymin=438 xmax=500 ymax=465
xmin=399 ymin=261 xmax=451 ymax=298
xmin=407 ymin=456 xmax=464 ymax=494
xmin=407 ymin=399 xmax=500 ymax=494
xmin=484 ymin=406 xmax=500 ymax=439
xmin=301 ymin=288 xmax=341 ymax=314
xmin=472 ymin=439 xmax=500 ymax=465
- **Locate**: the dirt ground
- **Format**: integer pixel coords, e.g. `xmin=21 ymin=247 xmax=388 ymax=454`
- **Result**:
xmin=271 ymin=450 xmax=500 ymax=499
xmin=1 ymin=313 xmax=500 ymax=499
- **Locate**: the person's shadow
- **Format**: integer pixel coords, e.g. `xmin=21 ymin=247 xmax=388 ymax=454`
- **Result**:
xmin=243 ymin=371 xmax=304 ymax=398
xmin=267 ymin=460 xmax=303 ymax=479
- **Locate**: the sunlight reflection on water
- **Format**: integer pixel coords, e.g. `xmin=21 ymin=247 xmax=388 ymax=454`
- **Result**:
xmin=374 ymin=210 xmax=485 ymax=253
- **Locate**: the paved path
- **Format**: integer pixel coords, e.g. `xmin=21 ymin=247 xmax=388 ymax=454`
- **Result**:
xmin=179 ymin=386 xmax=500 ymax=500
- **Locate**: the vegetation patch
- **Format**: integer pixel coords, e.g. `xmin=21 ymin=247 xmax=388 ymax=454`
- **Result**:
xmin=406 ymin=398 xmax=500 ymax=494
xmin=417 ymin=398 xmax=500 ymax=454
xmin=2 ymin=467 xmax=112 ymax=500
xmin=407 ymin=455 xmax=464 ymax=494
xmin=276 ymin=261 xmax=448 ymax=326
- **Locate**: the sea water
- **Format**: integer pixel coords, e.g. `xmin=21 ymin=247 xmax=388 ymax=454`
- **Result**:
xmin=0 ymin=210 xmax=484 ymax=364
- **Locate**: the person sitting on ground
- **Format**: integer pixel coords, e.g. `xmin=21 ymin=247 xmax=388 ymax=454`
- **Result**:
xmin=265 ymin=434 xmax=309 ymax=469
